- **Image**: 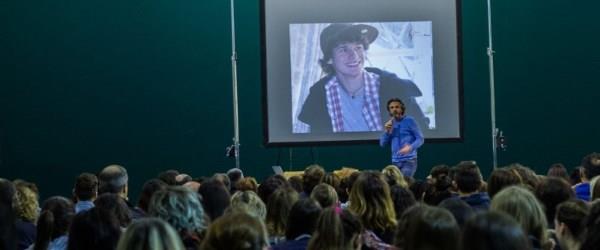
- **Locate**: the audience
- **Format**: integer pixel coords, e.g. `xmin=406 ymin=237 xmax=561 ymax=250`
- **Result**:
xmin=9 ymin=152 xmax=600 ymax=250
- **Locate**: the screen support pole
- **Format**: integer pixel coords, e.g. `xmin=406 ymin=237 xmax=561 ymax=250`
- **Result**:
xmin=230 ymin=0 xmax=241 ymax=170
xmin=486 ymin=0 xmax=500 ymax=169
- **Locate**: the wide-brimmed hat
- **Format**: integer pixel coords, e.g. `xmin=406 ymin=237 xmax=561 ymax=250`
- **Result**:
xmin=320 ymin=23 xmax=379 ymax=58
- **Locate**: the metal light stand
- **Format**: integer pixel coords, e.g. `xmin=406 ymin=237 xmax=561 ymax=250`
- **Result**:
xmin=486 ymin=0 xmax=504 ymax=169
xmin=227 ymin=0 xmax=241 ymax=169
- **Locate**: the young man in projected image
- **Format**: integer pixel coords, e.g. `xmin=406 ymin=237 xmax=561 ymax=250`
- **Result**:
xmin=297 ymin=23 xmax=429 ymax=133
xmin=380 ymin=98 xmax=424 ymax=177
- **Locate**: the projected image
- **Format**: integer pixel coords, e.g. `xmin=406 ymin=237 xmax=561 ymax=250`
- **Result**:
xmin=290 ymin=22 xmax=435 ymax=134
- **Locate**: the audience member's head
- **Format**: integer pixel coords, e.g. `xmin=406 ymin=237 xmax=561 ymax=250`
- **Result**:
xmin=137 ymin=179 xmax=167 ymax=213
xmin=534 ymin=177 xmax=575 ymax=228
xmin=382 ymin=165 xmax=408 ymax=188
xmin=229 ymin=190 xmax=267 ymax=221
xmin=389 ymin=185 xmax=416 ymax=221
xmin=13 ymin=181 xmax=39 ymax=222
xmin=547 ymin=163 xmax=569 ymax=181
xmin=429 ymin=164 xmax=450 ymax=182
xmin=570 ymin=166 xmax=586 ymax=185
xmin=423 ymin=175 xmax=453 ymax=206
xmin=182 ymin=181 xmax=201 ymax=193
xmin=73 ymin=173 xmax=98 ymax=202
xmin=257 ymin=175 xmax=289 ymax=204
xmin=0 ymin=178 xmax=17 ymax=250
xmin=67 ymin=207 xmax=121 ymax=250
xmin=285 ymin=198 xmax=322 ymax=240
xmin=226 ymin=168 xmax=244 ymax=193
xmin=508 ymin=163 xmax=540 ymax=190
xmin=235 ymin=177 xmax=259 ymax=194
xmin=302 ymin=164 xmax=325 ymax=195
xmin=34 ymin=196 xmax=74 ymax=250
xmin=287 ymin=175 xmax=304 ymax=194
xmin=198 ymin=180 xmax=231 ymax=221
xmin=307 ymin=207 xmax=363 ymax=250
xmin=157 ymin=170 xmax=179 ymax=186
xmin=394 ymin=205 xmax=425 ymax=248
xmin=408 ymin=180 xmax=430 ymax=202
xmin=116 ymin=218 xmax=184 ymax=250
xmin=266 ymin=186 xmax=299 ymax=237
xmin=211 ymin=173 xmax=231 ymax=192
xmin=94 ymin=193 xmax=132 ymax=227
xmin=582 ymin=152 xmax=600 ymax=179
xmin=310 ymin=183 xmax=338 ymax=208
xmin=403 ymin=206 xmax=460 ymax=250
xmin=200 ymin=212 xmax=269 ymax=250
xmin=581 ymin=200 xmax=600 ymax=250
xmin=487 ymin=167 xmax=522 ymax=198
xmin=149 ymin=186 xmax=207 ymax=236
xmin=349 ymin=171 xmax=396 ymax=233
xmin=175 ymin=174 xmax=192 ymax=186
xmin=98 ymin=165 xmax=129 ymax=199
xmin=491 ymin=185 xmax=550 ymax=249
xmin=438 ymin=198 xmax=474 ymax=228
xmin=554 ymin=199 xmax=589 ymax=250
xmin=339 ymin=171 xmax=360 ymax=203
xmin=462 ymin=211 xmax=532 ymax=250
xmin=453 ymin=161 xmax=482 ymax=195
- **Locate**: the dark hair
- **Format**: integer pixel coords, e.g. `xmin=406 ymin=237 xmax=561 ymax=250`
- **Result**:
xmin=581 ymin=200 xmax=600 ymax=250
xmin=386 ymin=98 xmax=405 ymax=115
xmin=555 ymin=199 xmax=589 ymax=242
xmin=211 ymin=173 xmax=231 ymax=192
xmin=98 ymin=165 xmax=128 ymax=195
xmin=137 ymin=179 xmax=167 ymax=213
xmin=158 ymin=170 xmax=179 ymax=186
xmin=318 ymin=25 xmax=373 ymax=75
xmin=94 ymin=193 xmax=131 ymax=227
xmin=198 ymin=180 xmax=231 ymax=221
xmin=570 ymin=167 xmax=586 ymax=185
xmin=74 ymin=173 xmax=98 ymax=201
xmin=462 ymin=211 xmax=532 ymax=250
xmin=403 ymin=206 xmax=460 ymax=250
xmin=307 ymin=207 xmax=363 ymax=250
xmin=453 ymin=162 xmax=482 ymax=193
xmin=287 ymin=176 xmax=304 ymax=194
xmin=547 ymin=163 xmax=569 ymax=181
xmin=534 ymin=177 xmax=574 ymax=228
xmin=67 ymin=208 xmax=121 ymax=250
xmin=302 ymin=165 xmax=325 ymax=195
xmin=430 ymin=164 xmax=450 ymax=179
xmin=257 ymin=175 xmax=289 ymax=204
xmin=409 ymin=180 xmax=430 ymax=201
xmin=508 ymin=163 xmax=540 ymax=189
xmin=0 ymin=178 xmax=17 ymax=250
xmin=34 ymin=196 xmax=74 ymax=250
xmin=285 ymin=198 xmax=322 ymax=240
xmin=582 ymin=152 xmax=600 ymax=179
xmin=487 ymin=168 xmax=522 ymax=198
xmin=423 ymin=175 xmax=453 ymax=206
xmin=389 ymin=185 xmax=416 ymax=220
xmin=438 ymin=198 xmax=474 ymax=228
xmin=339 ymin=171 xmax=360 ymax=203
xmin=226 ymin=168 xmax=244 ymax=193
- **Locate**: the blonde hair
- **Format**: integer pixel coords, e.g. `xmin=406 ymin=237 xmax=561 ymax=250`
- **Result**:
xmin=117 ymin=218 xmax=184 ymax=250
xmin=230 ymin=190 xmax=267 ymax=221
xmin=382 ymin=165 xmax=408 ymax=188
xmin=201 ymin=212 xmax=269 ymax=250
xmin=491 ymin=185 xmax=550 ymax=249
xmin=13 ymin=184 xmax=38 ymax=222
xmin=349 ymin=171 xmax=397 ymax=232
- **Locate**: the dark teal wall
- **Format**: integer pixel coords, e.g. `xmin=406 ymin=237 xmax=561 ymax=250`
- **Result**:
xmin=1 ymin=1 xmax=598 ymax=200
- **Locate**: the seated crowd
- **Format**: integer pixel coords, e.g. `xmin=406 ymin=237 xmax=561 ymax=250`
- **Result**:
xmin=2 ymin=152 xmax=600 ymax=250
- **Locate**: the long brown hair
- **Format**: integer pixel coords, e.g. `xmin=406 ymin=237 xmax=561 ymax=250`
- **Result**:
xmin=348 ymin=171 xmax=396 ymax=231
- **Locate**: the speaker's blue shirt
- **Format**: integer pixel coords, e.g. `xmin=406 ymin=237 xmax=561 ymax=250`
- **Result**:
xmin=379 ymin=115 xmax=424 ymax=162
